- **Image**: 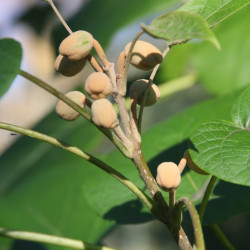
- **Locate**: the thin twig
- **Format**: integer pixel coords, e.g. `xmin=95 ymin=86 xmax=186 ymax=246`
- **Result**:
xmin=121 ymin=30 xmax=144 ymax=96
xmin=93 ymin=39 xmax=110 ymax=67
xmin=199 ymin=175 xmax=217 ymax=223
xmin=46 ymin=0 xmax=73 ymax=34
xmin=0 ymin=227 xmax=114 ymax=250
xmin=169 ymin=190 xmax=176 ymax=215
xmin=86 ymin=54 xmax=104 ymax=72
xmin=129 ymin=94 xmax=141 ymax=143
xmin=174 ymin=197 xmax=205 ymax=250
xmin=137 ymin=46 xmax=169 ymax=133
xmin=116 ymin=51 xmax=125 ymax=92
xmin=113 ymin=126 xmax=133 ymax=149
xmin=105 ymin=63 xmax=132 ymax=140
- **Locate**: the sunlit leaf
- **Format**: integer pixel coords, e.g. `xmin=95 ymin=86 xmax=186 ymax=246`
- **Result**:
xmin=141 ymin=11 xmax=220 ymax=49
xmin=189 ymin=87 xmax=250 ymax=186
xmin=180 ymin=0 xmax=250 ymax=28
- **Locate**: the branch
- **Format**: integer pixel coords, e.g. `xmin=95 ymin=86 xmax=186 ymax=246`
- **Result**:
xmin=0 ymin=227 xmax=114 ymax=250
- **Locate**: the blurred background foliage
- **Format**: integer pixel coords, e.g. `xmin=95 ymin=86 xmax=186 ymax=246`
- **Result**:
xmin=0 ymin=0 xmax=249 ymax=249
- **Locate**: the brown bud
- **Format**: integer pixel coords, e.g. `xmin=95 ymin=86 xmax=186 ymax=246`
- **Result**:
xmin=91 ymin=99 xmax=118 ymax=128
xmin=59 ymin=30 xmax=94 ymax=61
xmin=156 ymin=162 xmax=181 ymax=191
xmin=54 ymin=54 xmax=86 ymax=77
xmin=129 ymin=79 xmax=160 ymax=106
xmin=184 ymin=150 xmax=209 ymax=175
xmin=56 ymin=91 xmax=85 ymax=121
xmin=124 ymin=40 xmax=163 ymax=71
xmin=85 ymin=72 xmax=112 ymax=99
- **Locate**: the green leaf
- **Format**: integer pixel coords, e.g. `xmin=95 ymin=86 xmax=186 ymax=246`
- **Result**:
xmin=0 ymin=39 xmax=22 ymax=97
xmin=141 ymin=11 xmax=220 ymax=49
xmin=189 ymin=6 xmax=250 ymax=95
xmin=188 ymin=86 xmax=250 ymax=186
xmin=180 ymin=0 xmax=250 ymax=28
xmin=231 ymin=86 xmax=250 ymax=129
xmin=189 ymin=121 xmax=250 ymax=186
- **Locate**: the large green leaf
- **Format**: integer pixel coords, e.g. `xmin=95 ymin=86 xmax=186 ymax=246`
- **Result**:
xmin=141 ymin=11 xmax=220 ymax=48
xmin=188 ymin=86 xmax=250 ymax=186
xmin=189 ymin=6 xmax=250 ymax=95
xmin=0 ymin=39 xmax=22 ymax=97
xmin=180 ymin=0 xmax=250 ymax=28
xmin=189 ymin=121 xmax=250 ymax=186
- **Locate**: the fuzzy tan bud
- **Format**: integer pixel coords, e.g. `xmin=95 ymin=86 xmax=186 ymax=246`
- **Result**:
xmin=59 ymin=30 xmax=94 ymax=61
xmin=156 ymin=162 xmax=181 ymax=191
xmin=91 ymin=99 xmax=118 ymax=128
xmin=54 ymin=54 xmax=86 ymax=77
xmin=56 ymin=91 xmax=85 ymax=121
xmin=184 ymin=150 xmax=209 ymax=175
xmin=85 ymin=72 xmax=112 ymax=99
xmin=124 ymin=40 xmax=163 ymax=71
xmin=129 ymin=79 xmax=160 ymax=106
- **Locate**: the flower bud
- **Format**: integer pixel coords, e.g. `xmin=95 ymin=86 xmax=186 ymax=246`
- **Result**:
xmin=59 ymin=30 xmax=94 ymax=61
xmin=56 ymin=91 xmax=85 ymax=121
xmin=91 ymin=99 xmax=118 ymax=128
xmin=124 ymin=40 xmax=163 ymax=71
xmin=156 ymin=162 xmax=181 ymax=191
xmin=85 ymin=72 xmax=112 ymax=99
xmin=54 ymin=54 xmax=86 ymax=77
xmin=184 ymin=150 xmax=209 ymax=175
xmin=129 ymin=79 xmax=160 ymax=106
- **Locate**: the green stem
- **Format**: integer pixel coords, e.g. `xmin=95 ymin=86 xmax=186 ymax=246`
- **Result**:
xmin=174 ymin=197 xmax=205 ymax=250
xmin=0 ymin=227 xmax=114 ymax=250
xmin=199 ymin=176 xmax=217 ymax=223
xmin=210 ymin=224 xmax=236 ymax=250
xmin=18 ymin=69 xmax=132 ymax=158
xmin=137 ymin=46 xmax=169 ymax=133
xmin=0 ymin=122 xmax=158 ymax=218
xmin=120 ymin=30 xmax=144 ymax=96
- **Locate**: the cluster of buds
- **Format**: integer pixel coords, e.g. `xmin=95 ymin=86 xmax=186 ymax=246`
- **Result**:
xmin=55 ymin=29 xmax=164 ymax=150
